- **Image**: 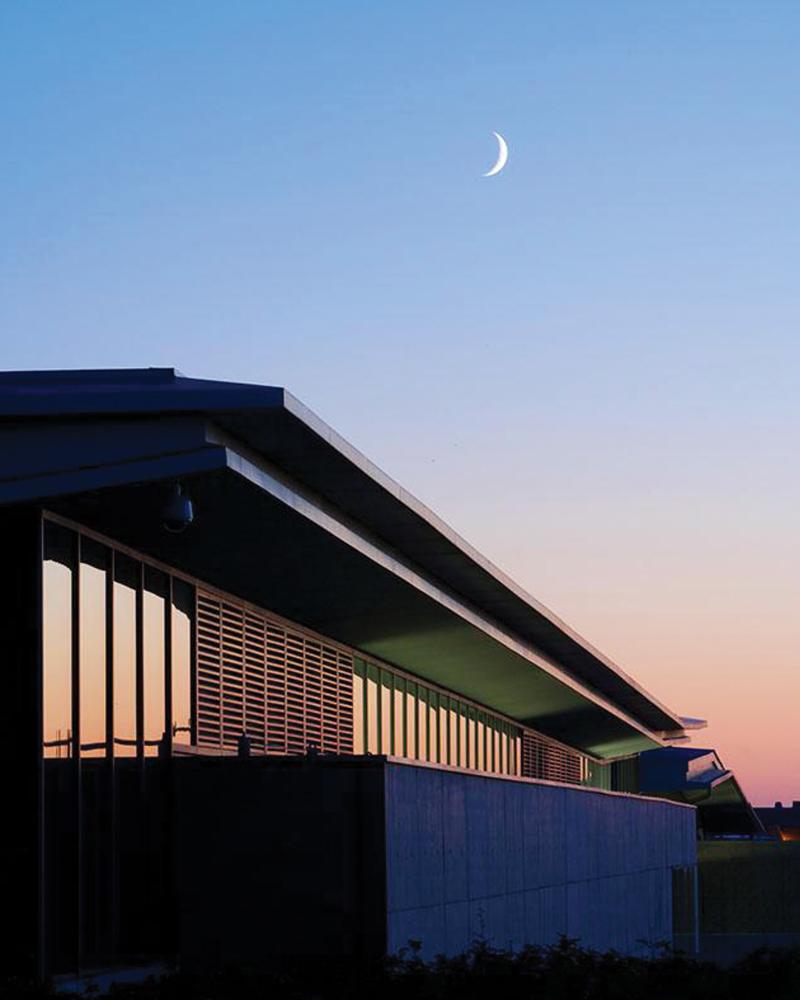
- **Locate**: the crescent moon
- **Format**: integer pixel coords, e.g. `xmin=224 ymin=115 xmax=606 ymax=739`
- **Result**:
xmin=483 ymin=131 xmax=508 ymax=177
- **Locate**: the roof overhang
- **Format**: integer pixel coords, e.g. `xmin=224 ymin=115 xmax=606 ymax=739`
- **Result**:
xmin=639 ymin=748 xmax=764 ymax=835
xmin=0 ymin=368 xmax=696 ymax=757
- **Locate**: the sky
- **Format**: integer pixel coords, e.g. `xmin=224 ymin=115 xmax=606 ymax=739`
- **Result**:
xmin=1 ymin=1 xmax=798 ymax=804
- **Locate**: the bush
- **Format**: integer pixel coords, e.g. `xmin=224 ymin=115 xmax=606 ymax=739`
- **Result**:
xmin=4 ymin=938 xmax=800 ymax=1000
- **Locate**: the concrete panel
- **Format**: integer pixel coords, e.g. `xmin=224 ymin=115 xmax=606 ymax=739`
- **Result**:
xmin=465 ymin=777 xmax=492 ymax=900
xmin=444 ymin=900 xmax=470 ymax=955
xmin=413 ymin=769 xmax=446 ymax=909
xmin=539 ymin=884 xmax=568 ymax=945
xmin=503 ymin=783 xmax=525 ymax=895
xmin=441 ymin=773 xmax=468 ymax=901
xmin=385 ymin=762 xmax=696 ymax=959
xmin=504 ymin=886 xmax=526 ymax=953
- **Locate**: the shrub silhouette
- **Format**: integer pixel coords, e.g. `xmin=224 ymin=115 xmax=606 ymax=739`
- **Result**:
xmin=4 ymin=938 xmax=800 ymax=1000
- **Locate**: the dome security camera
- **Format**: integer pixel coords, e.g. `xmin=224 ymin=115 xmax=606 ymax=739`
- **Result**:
xmin=162 ymin=482 xmax=194 ymax=533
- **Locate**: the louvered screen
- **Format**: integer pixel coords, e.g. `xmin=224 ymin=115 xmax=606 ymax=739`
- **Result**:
xmin=521 ymin=729 xmax=583 ymax=785
xmin=197 ymin=590 xmax=353 ymax=755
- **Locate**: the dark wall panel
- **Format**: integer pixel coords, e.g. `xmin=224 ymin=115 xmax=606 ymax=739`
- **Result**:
xmin=172 ymin=757 xmax=387 ymax=970
xmin=0 ymin=507 xmax=43 ymax=977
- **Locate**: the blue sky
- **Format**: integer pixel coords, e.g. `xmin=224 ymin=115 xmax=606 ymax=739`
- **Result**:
xmin=2 ymin=2 xmax=799 ymax=800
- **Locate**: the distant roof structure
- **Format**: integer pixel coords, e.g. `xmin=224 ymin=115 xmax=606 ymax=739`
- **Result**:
xmin=0 ymin=367 xmax=703 ymax=757
xmin=639 ymin=747 xmax=763 ymax=836
xmin=756 ymin=802 xmax=800 ymax=841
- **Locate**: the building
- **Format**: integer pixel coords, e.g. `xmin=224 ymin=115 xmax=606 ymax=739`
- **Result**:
xmin=638 ymin=747 xmax=764 ymax=838
xmin=0 ymin=368 xmax=703 ymax=981
xmin=756 ymin=802 xmax=800 ymax=842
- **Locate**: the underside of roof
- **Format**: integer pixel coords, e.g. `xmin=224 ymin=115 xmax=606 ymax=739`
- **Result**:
xmin=0 ymin=367 xmax=698 ymax=758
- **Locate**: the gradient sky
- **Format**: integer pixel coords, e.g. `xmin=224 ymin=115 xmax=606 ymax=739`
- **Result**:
xmin=2 ymin=2 xmax=798 ymax=803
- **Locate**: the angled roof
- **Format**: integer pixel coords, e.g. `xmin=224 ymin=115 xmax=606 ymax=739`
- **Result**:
xmin=639 ymin=747 xmax=763 ymax=835
xmin=0 ymin=367 xmax=699 ymax=753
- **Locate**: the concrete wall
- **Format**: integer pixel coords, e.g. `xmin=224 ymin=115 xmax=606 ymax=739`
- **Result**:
xmin=698 ymin=840 xmax=800 ymax=963
xmin=171 ymin=756 xmax=697 ymax=968
xmin=385 ymin=762 xmax=697 ymax=958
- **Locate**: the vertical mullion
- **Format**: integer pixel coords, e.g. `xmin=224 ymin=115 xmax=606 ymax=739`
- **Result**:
xmin=398 ymin=677 xmax=406 ymax=758
xmin=105 ymin=551 xmax=114 ymax=758
xmin=375 ymin=669 xmax=382 ymax=755
xmin=388 ymin=674 xmax=395 ymax=756
xmin=71 ymin=535 xmax=81 ymax=762
xmin=282 ymin=629 xmax=288 ymax=755
xmin=190 ymin=589 xmax=198 ymax=746
xmin=429 ymin=691 xmax=437 ymax=764
xmin=437 ymin=694 xmax=444 ymax=764
xmin=218 ymin=601 xmax=224 ymax=749
xmin=72 ymin=532 xmax=83 ymax=974
xmin=163 ymin=577 xmax=173 ymax=756
xmin=135 ymin=563 xmax=144 ymax=763
xmin=106 ymin=550 xmax=118 ymax=960
xmin=262 ymin=619 xmax=268 ymax=754
xmin=35 ymin=514 xmax=46 ymax=982
xmin=362 ymin=662 xmax=368 ymax=755
xmin=162 ymin=577 xmax=176 ymax=957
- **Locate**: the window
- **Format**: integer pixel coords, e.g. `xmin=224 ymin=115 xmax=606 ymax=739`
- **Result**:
xmin=428 ymin=692 xmax=438 ymax=763
xmin=172 ymin=579 xmax=193 ymax=746
xmin=43 ymin=523 xmax=75 ymax=758
xmin=468 ymin=709 xmax=476 ymax=769
xmin=417 ymin=688 xmax=428 ymax=761
xmin=449 ymin=703 xmax=458 ymax=765
xmin=348 ymin=650 xmax=594 ymax=782
xmin=439 ymin=699 xmax=449 ymax=765
xmin=143 ymin=568 xmax=167 ymax=756
xmin=79 ymin=539 xmax=108 ymax=757
xmin=406 ymin=683 xmax=416 ymax=758
xmin=380 ymin=670 xmax=392 ymax=754
xmin=366 ymin=665 xmax=379 ymax=754
xmin=393 ymin=678 xmax=405 ymax=756
xmin=352 ymin=661 xmax=365 ymax=754
xmin=113 ymin=554 xmax=138 ymax=756
xmin=42 ymin=521 xmax=197 ymax=762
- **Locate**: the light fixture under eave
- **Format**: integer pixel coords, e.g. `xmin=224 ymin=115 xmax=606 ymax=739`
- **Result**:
xmin=161 ymin=481 xmax=194 ymax=533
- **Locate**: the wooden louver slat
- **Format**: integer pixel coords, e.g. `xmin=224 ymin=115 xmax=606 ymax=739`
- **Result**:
xmin=521 ymin=729 xmax=583 ymax=785
xmin=196 ymin=590 xmax=354 ymax=755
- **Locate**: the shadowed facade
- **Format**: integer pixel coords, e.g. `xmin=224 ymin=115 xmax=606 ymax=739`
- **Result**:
xmin=0 ymin=368 xmax=702 ymax=980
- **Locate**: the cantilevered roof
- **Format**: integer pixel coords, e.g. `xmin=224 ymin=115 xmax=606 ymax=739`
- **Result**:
xmin=638 ymin=748 xmax=763 ymax=835
xmin=0 ymin=367 xmax=700 ymax=756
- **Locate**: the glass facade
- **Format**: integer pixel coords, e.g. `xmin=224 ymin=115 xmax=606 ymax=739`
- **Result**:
xmin=37 ymin=512 xmax=593 ymax=977
xmin=79 ymin=538 xmax=107 ymax=757
xmin=42 ymin=527 xmax=74 ymax=758
xmin=142 ymin=568 xmax=167 ymax=755
xmin=42 ymin=520 xmax=195 ymax=758
xmin=352 ymin=658 xmax=521 ymax=775
xmin=113 ymin=554 xmax=138 ymax=756
xmin=41 ymin=518 xmax=201 ymax=972
xmin=42 ymin=516 xmax=582 ymax=785
xmin=584 ymin=756 xmax=638 ymax=792
xmin=172 ymin=579 xmax=194 ymax=746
